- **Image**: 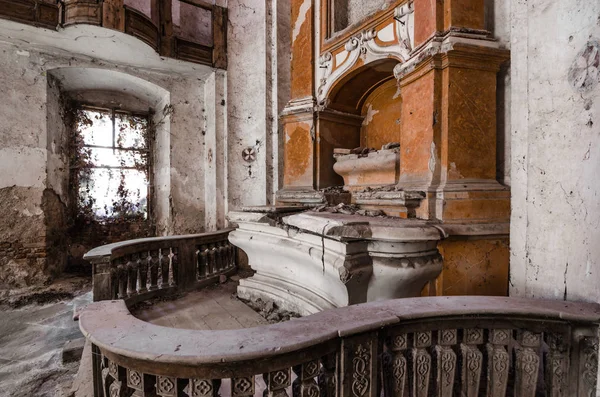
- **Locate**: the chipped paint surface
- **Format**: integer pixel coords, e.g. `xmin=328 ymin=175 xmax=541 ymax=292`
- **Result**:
xmin=362 ymin=103 xmax=380 ymax=126
xmin=509 ymin=0 xmax=600 ymax=304
xmin=292 ymin=0 xmax=311 ymax=43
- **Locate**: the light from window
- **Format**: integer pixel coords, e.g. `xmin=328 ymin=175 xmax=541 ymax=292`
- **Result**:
xmin=75 ymin=108 xmax=150 ymax=221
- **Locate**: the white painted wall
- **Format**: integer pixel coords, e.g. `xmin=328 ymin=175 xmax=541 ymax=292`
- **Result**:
xmin=508 ymin=0 xmax=600 ymax=306
xmin=226 ymin=0 xmax=286 ymax=210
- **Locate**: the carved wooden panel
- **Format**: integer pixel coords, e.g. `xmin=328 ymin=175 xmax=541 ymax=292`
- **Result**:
xmin=63 ymin=0 xmax=102 ymax=26
xmin=173 ymin=37 xmax=213 ymax=66
xmin=0 ymin=0 xmax=59 ymax=29
xmin=124 ymin=6 xmax=159 ymax=51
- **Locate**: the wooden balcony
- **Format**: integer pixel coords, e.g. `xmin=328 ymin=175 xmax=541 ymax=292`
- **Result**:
xmin=0 ymin=0 xmax=227 ymax=69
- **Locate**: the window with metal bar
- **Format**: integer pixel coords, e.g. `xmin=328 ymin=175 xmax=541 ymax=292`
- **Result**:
xmin=74 ymin=107 xmax=150 ymax=221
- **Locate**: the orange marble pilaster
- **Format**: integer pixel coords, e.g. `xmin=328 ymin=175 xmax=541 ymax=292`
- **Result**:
xmin=413 ymin=0 xmax=444 ymax=47
xmin=282 ymin=112 xmax=315 ymax=190
xmin=290 ymin=0 xmax=315 ymax=100
xmin=443 ymin=0 xmax=485 ymax=32
xmin=423 ymin=237 xmax=510 ymax=296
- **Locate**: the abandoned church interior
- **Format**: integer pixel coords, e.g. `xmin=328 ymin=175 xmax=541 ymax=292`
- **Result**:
xmin=0 ymin=0 xmax=599 ymax=396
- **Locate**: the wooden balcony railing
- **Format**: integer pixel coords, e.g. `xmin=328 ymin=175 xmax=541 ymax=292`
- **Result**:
xmin=0 ymin=0 xmax=227 ymax=69
xmin=79 ymin=295 xmax=600 ymax=397
xmin=84 ymin=229 xmax=237 ymax=304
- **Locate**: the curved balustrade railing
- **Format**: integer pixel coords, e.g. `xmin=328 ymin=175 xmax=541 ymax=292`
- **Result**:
xmin=0 ymin=0 xmax=227 ymax=68
xmin=79 ymin=296 xmax=600 ymax=397
xmin=84 ymin=229 xmax=236 ymax=304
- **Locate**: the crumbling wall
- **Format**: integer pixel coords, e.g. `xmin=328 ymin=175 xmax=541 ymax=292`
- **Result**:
xmin=509 ymin=0 xmax=600 ymax=304
xmin=0 ymin=21 xmax=220 ymax=287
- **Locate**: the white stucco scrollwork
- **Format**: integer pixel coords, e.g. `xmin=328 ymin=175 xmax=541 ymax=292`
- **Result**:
xmin=317 ymin=1 xmax=414 ymax=104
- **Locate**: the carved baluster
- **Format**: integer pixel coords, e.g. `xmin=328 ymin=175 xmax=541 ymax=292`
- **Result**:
xmin=293 ymin=361 xmax=320 ymax=397
xmin=545 ymin=333 xmax=569 ymax=397
xmin=577 ymin=336 xmax=598 ymax=397
xmin=149 ymin=250 xmax=159 ymax=290
xmin=127 ymin=368 xmax=156 ymax=396
xmin=319 ymin=352 xmax=338 ymax=397
xmin=107 ymin=360 xmax=129 ymax=397
xmin=228 ymin=242 xmax=236 ymax=268
xmin=208 ymin=244 xmax=217 ymax=274
xmin=460 ymin=329 xmax=484 ymax=397
xmin=515 ymin=331 xmax=541 ymax=397
xmin=100 ymin=355 xmax=113 ymax=397
xmin=159 ymin=249 xmax=169 ymax=288
xmin=127 ymin=254 xmax=138 ymax=296
xmin=383 ymin=333 xmax=408 ymax=397
xmin=218 ymin=242 xmax=227 ymax=271
xmin=486 ymin=329 xmax=510 ymax=397
xmin=109 ymin=266 xmax=119 ymax=299
xmin=156 ymin=376 xmax=185 ymax=396
xmin=138 ymin=252 xmax=149 ymax=294
xmin=222 ymin=242 xmax=231 ymax=269
xmin=340 ymin=333 xmax=378 ymax=397
xmin=411 ymin=331 xmax=432 ymax=397
xmin=117 ymin=261 xmax=128 ymax=299
xmin=185 ymin=379 xmax=221 ymax=397
xmin=264 ymin=368 xmax=291 ymax=397
xmin=198 ymin=245 xmax=208 ymax=277
xmin=170 ymin=247 xmax=179 ymax=286
xmin=435 ymin=329 xmax=457 ymax=397
xmin=231 ymin=376 xmax=255 ymax=397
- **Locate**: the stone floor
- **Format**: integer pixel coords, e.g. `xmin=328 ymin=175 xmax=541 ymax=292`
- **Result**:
xmin=0 ymin=284 xmax=92 ymax=397
xmin=0 ymin=277 xmax=287 ymax=397
xmin=132 ymin=280 xmax=269 ymax=330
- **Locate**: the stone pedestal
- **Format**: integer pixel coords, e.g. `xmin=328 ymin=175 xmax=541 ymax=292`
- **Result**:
xmin=229 ymin=208 xmax=445 ymax=315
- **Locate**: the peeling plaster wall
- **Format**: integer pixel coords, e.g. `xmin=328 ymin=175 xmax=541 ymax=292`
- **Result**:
xmin=227 ymin=0 xmax=286 ymax=209
xmin=0 ymin=21 xmax=223 ymax=286
xmin=509 ymin=0 xmax=600 ymax=305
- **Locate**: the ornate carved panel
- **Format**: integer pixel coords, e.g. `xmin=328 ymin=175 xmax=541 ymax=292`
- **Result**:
xmin=341 ymin=334 xmax=378 ymax=397
xmin=124 ymin=7 xmax=160 ymax=51
xmin=0 ymin=0 xmax=60 ymax=29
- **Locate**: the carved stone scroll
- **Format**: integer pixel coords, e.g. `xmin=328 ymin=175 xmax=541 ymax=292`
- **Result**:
xmin=185 ymin=379 xmax=220 ymax=397
xmin=340 ymin=334 xmax=378 ymax=397
xmin=293 ymin=361 xmax=320 ymax=397
xmin=578 ymin=337 xmax=598 ymax=397
xmin=435 ymin=329 xmax=457 ymax=397
xmin=460 ymin=329 xmax=483 ymax=397
xmin=264 ymin=368 xmax=292 ymax=397
xmin=411 ymin=331 xmax=432 ymax=397
xmin=156 ymin=376 xmax=179 ymax=397
xmin=515 ymin=331 xmax=541 ymax=397
xmin=231 ymin=376 xmax=255 ymax=397
xmin=318 ymin=353 xmax=338 ymax=397
xmin=486 ymin=329 xmax=510 ymax=397
xmin=545 ymin=333 xmax=569 ymax=397
xmin=384 ymin=333 xmax=407 ymax=397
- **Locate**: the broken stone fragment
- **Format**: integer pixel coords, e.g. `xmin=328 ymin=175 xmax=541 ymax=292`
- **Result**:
xmin=382 ymin=142 xmax=400 ymax=150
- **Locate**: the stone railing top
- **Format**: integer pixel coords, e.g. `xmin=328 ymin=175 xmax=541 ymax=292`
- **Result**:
xmin=80 ymin=296 xmax=600 ymax=368
xmin=282 ymin=212 xmax=447 ymax=241
xmin=83 ymin=229 xmax=234 ymax=262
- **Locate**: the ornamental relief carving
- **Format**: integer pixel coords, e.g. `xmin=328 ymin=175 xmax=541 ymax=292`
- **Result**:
xmin=317 ymin=1 xmax=414 ymax=104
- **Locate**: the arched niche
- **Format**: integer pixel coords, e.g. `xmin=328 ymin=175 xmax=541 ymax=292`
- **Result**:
xmin=325 ymin=58 xmax=401 ymax=150
xmin=46 ymin=67 xmax=172 ymax=237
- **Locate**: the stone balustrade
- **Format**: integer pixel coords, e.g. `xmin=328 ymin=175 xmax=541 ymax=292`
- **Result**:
xmin=79 ymin=296 xmax=599 ymax=397
xmin=84 ymin=230 xmax=237 ymax=303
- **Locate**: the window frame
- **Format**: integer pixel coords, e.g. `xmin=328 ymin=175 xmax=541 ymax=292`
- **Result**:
xmin=72 ymin=104 xmax=153 ymax=222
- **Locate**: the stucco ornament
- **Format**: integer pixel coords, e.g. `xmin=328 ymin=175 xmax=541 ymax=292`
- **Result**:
xmin=317 ymin=1 xmax=414 ymax=104
xmin=568 ymin=40 xmax=600 ymax=93
xmin=242 ymin=147 xmax=257 ymax=162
